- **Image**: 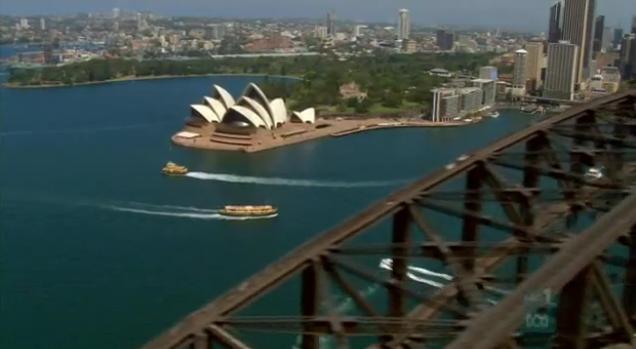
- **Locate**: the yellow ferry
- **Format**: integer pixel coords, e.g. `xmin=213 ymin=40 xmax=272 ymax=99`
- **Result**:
xmin=219 ymin=205 xmax=278 ymax=217
xmin=162 ymin=162 xmax=188 ymax=176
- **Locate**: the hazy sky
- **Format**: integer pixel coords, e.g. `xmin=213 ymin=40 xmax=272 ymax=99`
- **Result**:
xmin=1 ymin=0 xmax=634 ymax=32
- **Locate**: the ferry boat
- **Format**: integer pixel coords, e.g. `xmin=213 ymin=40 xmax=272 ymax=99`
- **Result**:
xmin=162 ymin=162 xmax=188 ymax=176
xmin=219 ymin=205 xmax=278 ymax=217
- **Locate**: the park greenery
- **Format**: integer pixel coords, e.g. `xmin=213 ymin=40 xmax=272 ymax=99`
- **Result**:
xmin=8 ymin=52 xmax=495 ymax=115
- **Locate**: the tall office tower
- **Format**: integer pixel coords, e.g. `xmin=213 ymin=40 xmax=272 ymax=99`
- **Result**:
xmin=525 ymin=41 xmax=544 ymax=89
xmin=326 ymin=11 xmax=336 ymax=36
xmin=479 ymin=66 xmax=498 ymax=80
xmin=513 ymin=49 xmax=528 ymax=88
xmin=398 ymin=9 xmax=411 ymax=40
xmin=544 ymin=41 xmax=579 ymax=100
xmin=112 ymin=7 xmax=120 ymax=19
xmin=40 ymin=18 xmax=46 ymax=31
xmin=620 ymin=34 xmax=636 ymax=79
xmin=614 ymin=28 xmax=624 ymax=48
xmin=561 ymin=0 xmax=596 ymax=82
xmin=548 ymin=0 xmax=564 ymax=43
xmin=436 ymin=30 xmax=454 ymax=50
xmin=632 ymin=15 xmax=636 ymax=34
xmin=593 ymin=15 xmax=604 ymax=54
xmin=602 ymin=27 xmax=613 ymax=51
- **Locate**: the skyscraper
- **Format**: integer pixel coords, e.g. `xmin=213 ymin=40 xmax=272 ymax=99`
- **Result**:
xmin=525 ymin=42 xmax=544 ymax=89
xmin=561 ymin=0 xmax=596 ymax=82
xmin=620 ymin=34 xmax=636 ymax=79
xmin=593 ymin=15 xmax=604 ymax=54
xmin=513 ymin=49 xmax=528 ymax=88
xmin=398 ymin=9 xmax=410 ymax=40
xmin=436 ymin=30 xmax=454 ymax=51
xmin=40 ymin=18 xmax=46 ymax=31
xmin=548 ymin=0 xmax=564 ymax=43
xmin=632 ymin=15 xmax=636 ymax=34
xmin=544 ymin=41 xmax=579 ymax=100
xmin=326 ymin=11 xmax=336 ymax=36
xmin=614 ymin=28 xmax=625 ymax=48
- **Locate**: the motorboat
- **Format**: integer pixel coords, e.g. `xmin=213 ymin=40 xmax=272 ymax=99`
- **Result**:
xmin=162 ymin=162 xmax=188 ymax=176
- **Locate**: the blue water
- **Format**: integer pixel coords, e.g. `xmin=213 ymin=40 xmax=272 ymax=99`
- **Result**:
xmin=0 ymin=75 xmax=533 ymax=349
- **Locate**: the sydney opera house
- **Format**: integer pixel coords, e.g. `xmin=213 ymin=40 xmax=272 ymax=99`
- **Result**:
xmin=173 ymin=83 xmax=317 ymax=151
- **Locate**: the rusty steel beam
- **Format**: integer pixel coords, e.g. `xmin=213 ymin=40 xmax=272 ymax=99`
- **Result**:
xmin=554 ymin=266 xmax=594 ymax=349
xmin=300 ymin=261 xmax=320 ymax=349
xmin=141 ymin=91 xmax=636 ymax=349
xmin=445 ymin=192 xmax=636 ymax=349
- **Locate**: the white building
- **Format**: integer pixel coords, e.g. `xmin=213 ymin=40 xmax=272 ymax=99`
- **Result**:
xmin=398 ymin=9 xmax=410 ymax=40
xmin=512 ymin=49 xmax=528 ymax=97
xmin=189 ymin=83 xmax=315 ymax=129
xmin=471 ymin=79 xmax=496 ymax=107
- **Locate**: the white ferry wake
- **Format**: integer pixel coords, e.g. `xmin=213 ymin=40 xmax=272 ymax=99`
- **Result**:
xmin=186 ymin=172 xmax=405 ymax=188
xmin=103 ymin=204 xmax=277 ymax=221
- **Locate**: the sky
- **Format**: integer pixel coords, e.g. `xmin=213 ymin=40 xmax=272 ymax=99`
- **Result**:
xmin=1 ymin=0 xmax=634 ymax=32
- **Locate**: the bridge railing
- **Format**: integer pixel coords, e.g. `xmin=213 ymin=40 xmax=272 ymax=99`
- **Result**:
xmin=142 ymin=90 xmax=636 ymax=349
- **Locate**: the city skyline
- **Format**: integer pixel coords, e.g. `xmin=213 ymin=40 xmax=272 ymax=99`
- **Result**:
xmin=1 ymin=0 xmax=633 ymax=32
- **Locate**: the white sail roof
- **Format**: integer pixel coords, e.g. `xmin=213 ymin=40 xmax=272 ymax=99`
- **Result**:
xmin=191 ymin=104 xmax=220 ymax=123
xmin=243 ymin=83 xmax=273 ymax=116
xmin=292 ymin=108 xmax=316 ymax=124
xmin=212 ymin=85 xmax=235 ymax=109
xmin=239 ymin=96 xmax=273 ymax=129
xmin=269 ymin=98 xmax=288 ymax=126
xmin=228 ymin=105 xmax=268 ymax=129
xmin=204 ymin=97 xmax=227 ymax=121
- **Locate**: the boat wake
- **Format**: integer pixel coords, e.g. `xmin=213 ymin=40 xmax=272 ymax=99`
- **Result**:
xmin=102 ymin=202 xmax=278 ymax=221
xmin=185 ymin=172 xmax=405 ymax=188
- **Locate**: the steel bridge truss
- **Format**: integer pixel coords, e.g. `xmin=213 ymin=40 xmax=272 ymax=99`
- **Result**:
xmin=143 ymin=91 xmax=636 ymax=349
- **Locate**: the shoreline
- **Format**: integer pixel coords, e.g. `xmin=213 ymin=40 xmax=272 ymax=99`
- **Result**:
xmin=172 ymin=117 xmax=483 ymax=154
xmin=2 ymin=73 xmax=303 ymax=89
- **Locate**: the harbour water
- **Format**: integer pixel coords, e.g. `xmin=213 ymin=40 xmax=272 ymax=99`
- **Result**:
xmin=0 ymin=75 xmax=534 ymax=349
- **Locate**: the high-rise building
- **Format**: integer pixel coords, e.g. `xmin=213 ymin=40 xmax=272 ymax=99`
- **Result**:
xmin=112 ymin=7 xmax=120 ymax=19
xmin=436 ymin=30 xmax=455 ymax=51
xmin=314 ymin=26 xmax=328 ymax=39
xmin=471 ymin=79 xmax=496 ymax=107
xmin=513 ymin=49 xmax=528 ymax=88
xmin=398 ymin=9 xmax=410 ymax=40
xmin=40 ymin=18 xmax=46 ymax=31
xmin=525 ymin=41 xmax=544 ymax=89
xmin=326 ymin=11 xmax=336 ymax=36
xmin=479 ymin=66 xmax=498 ymax=80
xmin=593 ymin=15 xmax=604 ymax=54
xmin=544 ymin=41 xmax=579 ymax=100
xmin=353 ymin=25 xmax=367 ymax=38
xmin=432 ymin=88 xmax=460 ymax=122
xmin=561 ymin=0 xmax=596 ymax=82
xmin=19 ymin=18 xmax=29 ymax=30
xmin=548 ymin=0 xmax=564 ymax=43
xmin=620 ymin=34 xmax=636 ymax=79
xmin=614 ymin=28 xmax=624 ymax=48
xmin=632 ymin=15 xmax=636 ymax=34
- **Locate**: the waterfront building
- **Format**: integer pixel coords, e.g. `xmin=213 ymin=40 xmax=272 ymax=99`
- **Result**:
xmin=189 ymin=83 xmax=314 ymax=129
xmin=512 ymin=49 xmax=528 ymax=96
xmin=544 ymin=41 xmax=579 ymax=100
xmin=326 ymin=11 xmax=336 ymax=36
xmin=471 ymin=79 xmax=496 ymax=107
xmin=460 ymin=88 xmax=483 ymax=114
xmin=479 ymin=66 xmax=498 ymax=81
xmin=593 ymin=15 xmax=604 ymax=54
xmin=548 ymin=0 xmax=564 ymax=43
xmin=525 ymin=42 xmax=544 ymax=89
xmin=561 ymin=0 xmax=596 ymax=82
xmin=431 ymin=88 xmax=460 ymax=122
xmin=398 ymin=9 xmax=411 ymax=40
xmin=436 ymin=30 xmax=455 ymax=51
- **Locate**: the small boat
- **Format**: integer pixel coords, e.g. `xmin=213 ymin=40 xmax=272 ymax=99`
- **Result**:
xmin=162 ymin=162 xmax=188 ymax=176
xmin=219 ymin=205 xmax=278 ymax=217
xmin=584 ymin=167 xmax=604 ymax=180
xmin=487 ymin=111 xmax=500 ymax=118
